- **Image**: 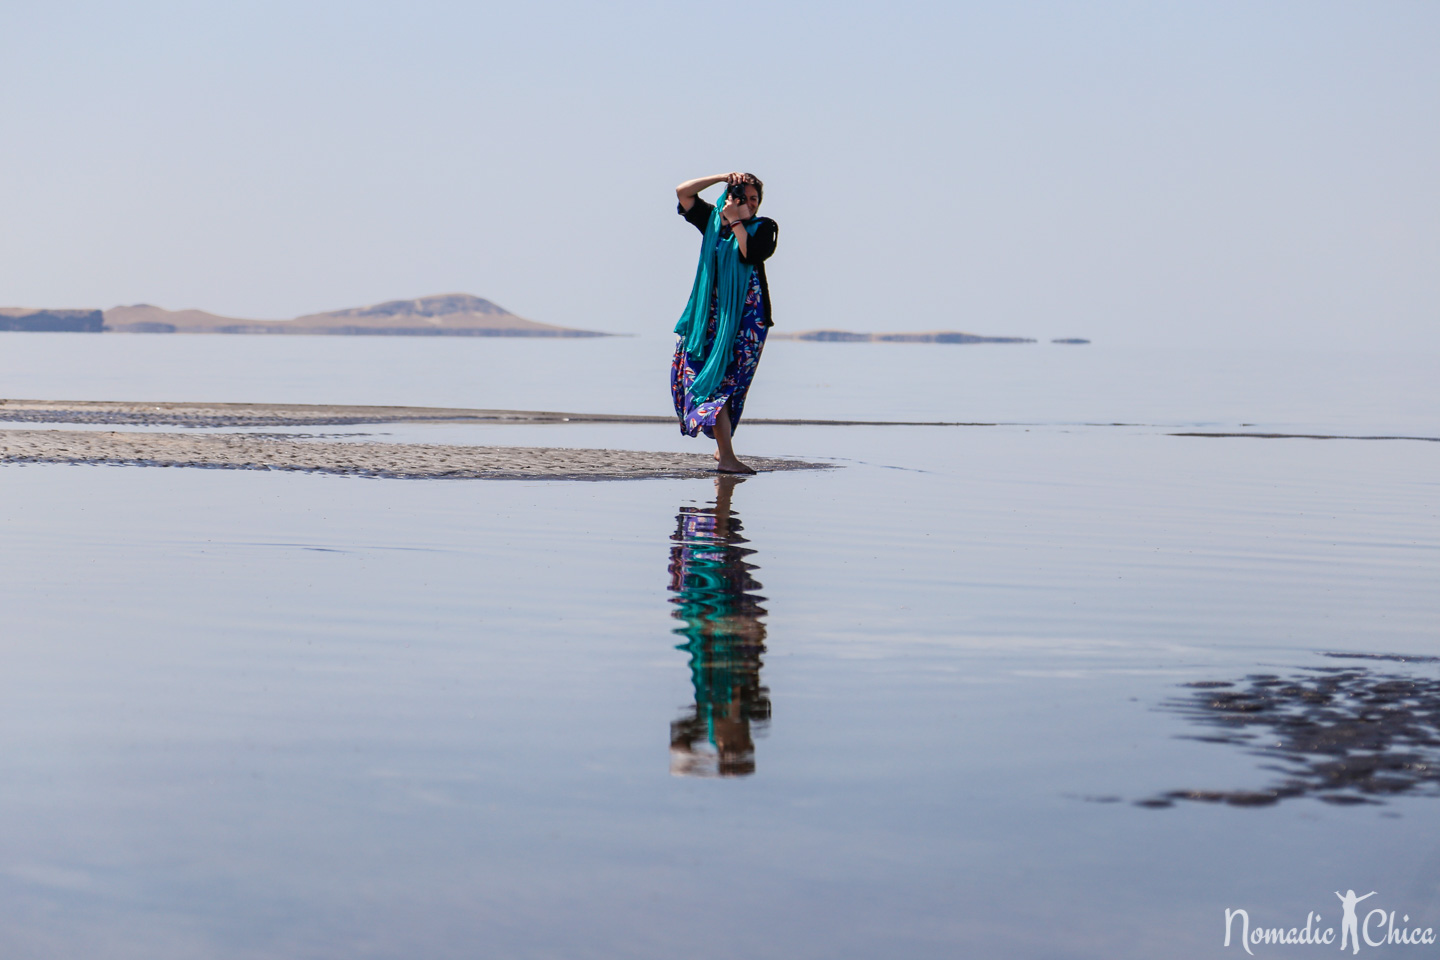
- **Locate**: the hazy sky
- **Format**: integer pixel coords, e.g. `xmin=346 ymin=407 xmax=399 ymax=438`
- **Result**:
xmin=2 ymin=1 xmax=1436 ymax=346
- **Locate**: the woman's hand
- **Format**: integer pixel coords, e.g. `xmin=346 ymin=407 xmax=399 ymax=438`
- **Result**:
xmin=721 ymin=197 xmax=752 ymax=224
xmin=723 ymin=171 xmax=757 ymax=222
xmin=721 ymin=198 xmax=752 ymax=256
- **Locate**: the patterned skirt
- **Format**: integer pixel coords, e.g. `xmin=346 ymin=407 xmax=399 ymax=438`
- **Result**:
xmin=671 ymin=272 xmax=768 ymax=439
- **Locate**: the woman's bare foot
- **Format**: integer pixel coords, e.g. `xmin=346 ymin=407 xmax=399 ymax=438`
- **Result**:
xmin=714 ymin=448 xmax=754 ymax=472
xmin=712 ymin=407 xmax=753 ymax=473
xmin=716 ymin=456 xmax=755 ymax=475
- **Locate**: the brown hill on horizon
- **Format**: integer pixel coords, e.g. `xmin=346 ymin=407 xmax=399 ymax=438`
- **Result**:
xmin=100 ymin=294 xmax=607 ymax=337
xmin=103 ymin=304 xmax=270 ymax=333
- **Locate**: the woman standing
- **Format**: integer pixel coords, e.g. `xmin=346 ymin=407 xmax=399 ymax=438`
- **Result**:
xmin=672 ymin=172 xmax=778 ymax=474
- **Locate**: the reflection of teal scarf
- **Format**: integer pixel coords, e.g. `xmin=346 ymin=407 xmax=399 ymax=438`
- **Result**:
xmin=674 ymin=187 xmax=758 ymax=402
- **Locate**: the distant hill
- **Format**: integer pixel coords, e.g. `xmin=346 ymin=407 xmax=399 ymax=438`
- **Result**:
xmin=103 ymin=305 xmax=269 ymax=334
xmin=93 ymin=294 xmax=609 ymax=337
xmin=288 ymin=294 xmax=599 ymax=336
xmin=771 ymin=329 xmax=1036 ymax=344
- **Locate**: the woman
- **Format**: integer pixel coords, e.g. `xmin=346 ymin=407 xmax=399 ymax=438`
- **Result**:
xmin=672 ymin=171 xmax=778 ymax=474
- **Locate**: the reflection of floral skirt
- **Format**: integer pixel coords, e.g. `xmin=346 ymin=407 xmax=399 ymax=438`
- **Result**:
xmin=671 ymin=273 xmax=768 ymax=439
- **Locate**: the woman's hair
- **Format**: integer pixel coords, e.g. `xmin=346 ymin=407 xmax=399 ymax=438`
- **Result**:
xmin=732 ymin=172 xmax=764 ymax=206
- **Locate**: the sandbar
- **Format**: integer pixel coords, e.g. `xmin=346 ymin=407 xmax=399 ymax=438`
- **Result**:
xmin=0 ymin=429 xmax=830 ymax=480
xmin=0 ymin=398 xmax=983 ymax=428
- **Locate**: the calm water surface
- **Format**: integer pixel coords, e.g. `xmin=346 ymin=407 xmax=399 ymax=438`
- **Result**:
xmin=0 ymin=334 xmax=1437 ymax=957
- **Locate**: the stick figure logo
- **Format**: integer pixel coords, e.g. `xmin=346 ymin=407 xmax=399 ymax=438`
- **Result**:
xmin=1337 ymin=890 xmax=1376 ymax=955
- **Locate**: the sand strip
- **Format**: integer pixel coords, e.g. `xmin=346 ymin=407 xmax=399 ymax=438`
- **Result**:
xmin=0 ymin=399 xmax=986 ymax=429
xmin=0 ymin=429 xmax=831 ymax=480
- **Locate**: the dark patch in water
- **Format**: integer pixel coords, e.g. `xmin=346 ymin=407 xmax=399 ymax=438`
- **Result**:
xmin=1139 ymin=663 xmax=1440 ymax=809
xmin=1325 ymin=652 xmax=1440 ymax=664
xmin=1172 ymin=432 xmax=1440 ymax=443
xmin=1064 ymin=794 xmax=1123 ymax=804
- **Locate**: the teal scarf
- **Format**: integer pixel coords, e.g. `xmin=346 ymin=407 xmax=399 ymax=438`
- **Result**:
xmin=674 ymin=187 xmax=758 ymax=402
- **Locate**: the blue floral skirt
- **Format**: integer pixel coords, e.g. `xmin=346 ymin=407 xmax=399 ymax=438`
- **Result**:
xmin=671 ymin=273 xmax=768 ymax=439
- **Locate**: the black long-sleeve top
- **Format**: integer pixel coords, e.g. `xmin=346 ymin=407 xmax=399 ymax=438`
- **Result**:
xmin=679 ymin=198 xmax=778 ymax=326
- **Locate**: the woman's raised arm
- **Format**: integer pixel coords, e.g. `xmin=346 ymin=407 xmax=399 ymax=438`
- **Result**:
xmin=676 ymin=173 xmax=736 ymax=212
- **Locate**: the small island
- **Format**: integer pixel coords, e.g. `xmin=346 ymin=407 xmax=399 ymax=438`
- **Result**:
xmin=770 ymin=329 xmax=1036 ymax=344
xmin=0 ymin=308 xmax=105 ymax=332
xmin=0 ymin=294 xmax=609 ymax=338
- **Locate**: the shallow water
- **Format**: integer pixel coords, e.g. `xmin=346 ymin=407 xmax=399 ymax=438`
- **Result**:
xmin=3 ymin=330 xmax=1438 ymax=432
xmin=0 ymin=333 xmax=1437 ymax=957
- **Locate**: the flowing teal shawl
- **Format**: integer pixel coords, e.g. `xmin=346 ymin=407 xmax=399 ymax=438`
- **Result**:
xmin=674 ymin=187 xmax=759 ymax=402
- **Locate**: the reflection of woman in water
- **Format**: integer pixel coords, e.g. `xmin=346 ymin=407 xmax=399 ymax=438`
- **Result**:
xmin=669 ymin=476 xmax=770 ymax=777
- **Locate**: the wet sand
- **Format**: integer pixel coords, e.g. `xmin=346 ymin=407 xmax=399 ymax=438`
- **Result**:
xmin=0 ymin=428 xmax=829 ymax=480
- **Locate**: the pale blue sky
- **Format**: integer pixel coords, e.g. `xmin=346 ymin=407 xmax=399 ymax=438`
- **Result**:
xmin=2 ymin=1 xmax=1436 ymax=346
